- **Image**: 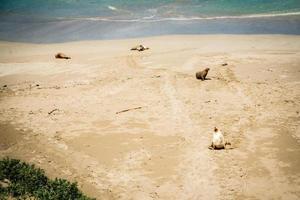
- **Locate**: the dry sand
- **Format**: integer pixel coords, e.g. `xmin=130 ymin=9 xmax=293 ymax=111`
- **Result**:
xmin=0 ymin=35 xmax=300 ymax=199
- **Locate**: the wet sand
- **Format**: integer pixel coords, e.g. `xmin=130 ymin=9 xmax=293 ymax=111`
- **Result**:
xmin=0 ymin=35 xmax=300 ymax=199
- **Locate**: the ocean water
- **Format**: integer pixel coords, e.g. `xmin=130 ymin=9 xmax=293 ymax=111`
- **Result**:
xmin=0 ymin=0 xmax=300 ymax=42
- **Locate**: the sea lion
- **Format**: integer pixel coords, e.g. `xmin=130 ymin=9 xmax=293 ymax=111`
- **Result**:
xmin=55 ymin=53 xmax=71 ymax=59
xmin=209 ymin=127 xmax=231 ymax=150
xmin=196 ymin=68 xmax=210 ymax=81
xmin=130 ymin=45 xmax=149 ymax=51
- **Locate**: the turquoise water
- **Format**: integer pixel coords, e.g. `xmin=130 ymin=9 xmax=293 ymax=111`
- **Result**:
xmin=0 ymin=0 xmax=300 ymax=42
xmin=1 ymin=0 xmax=300 ymax=19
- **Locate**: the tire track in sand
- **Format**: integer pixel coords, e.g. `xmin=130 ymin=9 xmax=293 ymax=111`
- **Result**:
xmin=161 ymin=73 xmax=220 ymax=199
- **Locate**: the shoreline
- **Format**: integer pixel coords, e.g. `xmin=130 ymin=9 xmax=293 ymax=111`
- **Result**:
xmin=1 ymin=33 xmax=300 ymax=44
xmin=1 ymin=13 xmax=300 ymax=43
xmin=0 ymin=34 xmax=300 ymax=199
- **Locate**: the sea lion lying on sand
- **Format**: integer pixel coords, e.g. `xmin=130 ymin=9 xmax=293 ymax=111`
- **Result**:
xmin=55 ymin=53 xmax=71 ymax=59
xmin=196 ymin=68 xmax=209 ymax=80
xmin=131 ymin=45 xmax=149 ymax=51
xmin=209 ymin=127 xmax=231 ymax=150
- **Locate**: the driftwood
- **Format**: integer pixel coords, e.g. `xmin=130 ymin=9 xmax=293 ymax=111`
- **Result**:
xmin=116 ymin=107 xmax=142 ymax=114
xmin=48 ymin=108 xmax=59 ymax=115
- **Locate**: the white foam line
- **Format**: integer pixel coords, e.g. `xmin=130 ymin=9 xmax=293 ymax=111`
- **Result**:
xmin=108 ymin=5 xmax=117 ymax=11
xmin=62 ymin=11 xmax=300 ymax=23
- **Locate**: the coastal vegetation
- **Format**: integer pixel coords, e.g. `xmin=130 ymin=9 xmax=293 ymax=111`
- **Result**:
xmin=0 ymin=157 xmax=94 ymax=200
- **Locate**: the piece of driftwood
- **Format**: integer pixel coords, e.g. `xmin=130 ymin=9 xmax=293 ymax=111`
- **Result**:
xmin=116 ymin=107 xmax=142 ymax=114
xmin=48 ymin=108 xmax=59 ymax=115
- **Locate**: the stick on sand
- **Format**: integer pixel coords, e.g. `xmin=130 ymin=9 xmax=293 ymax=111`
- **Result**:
xmin=48 ymin=109 xmax=59 ymax=115
xmin=116 ymin=107 xmax=142 ymax=114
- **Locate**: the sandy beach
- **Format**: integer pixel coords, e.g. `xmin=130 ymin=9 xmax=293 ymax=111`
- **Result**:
xmin=0 ymin=35 xmax=300 ymax=199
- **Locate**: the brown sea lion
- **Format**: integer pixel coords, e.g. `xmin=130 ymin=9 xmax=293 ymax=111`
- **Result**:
xmin=55 ymin=53 xmax=71 ymax=59
xmin=196 ymin=68 xmax=210 ymax=81
xmin=130 ymin=45 xmax=149 ymax=51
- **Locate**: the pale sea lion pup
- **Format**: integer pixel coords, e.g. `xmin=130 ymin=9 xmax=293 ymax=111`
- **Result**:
xmin=196 ymin=68 xmax=210 ymax=81
xmin=55 ymin=53 xmax=71 ymax=59
xmin=209 ymin=127 xmax=230 ymax=150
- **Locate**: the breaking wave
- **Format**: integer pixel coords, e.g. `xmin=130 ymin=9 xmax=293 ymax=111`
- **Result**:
xmin=61 ymin=11 xmax=300 ymax=23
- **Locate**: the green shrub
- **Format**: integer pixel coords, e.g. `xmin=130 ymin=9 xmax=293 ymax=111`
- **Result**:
xmin=0 ymin=157 xmax=95 ymax=200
